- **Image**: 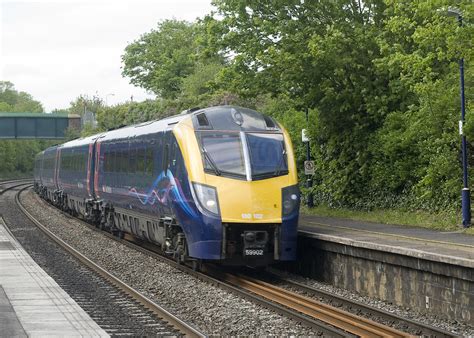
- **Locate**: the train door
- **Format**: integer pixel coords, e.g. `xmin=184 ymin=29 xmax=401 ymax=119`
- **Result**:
xmin=162 ymin=130 xmax=173 ymax=216
xmin=92 ymin=136 xmax=104 ymax=199
xmin=87 ymin=142 xmax=95 ymax=198
xmin=54 ymin=147 xmax=60 ymax=190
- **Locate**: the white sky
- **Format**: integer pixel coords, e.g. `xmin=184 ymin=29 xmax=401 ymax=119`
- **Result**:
xmin=0 ymin=0 xmax=214 ymax=111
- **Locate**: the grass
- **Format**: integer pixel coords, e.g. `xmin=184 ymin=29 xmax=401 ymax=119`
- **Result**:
xmin=301 ymin=204 xmax=474 ymax=235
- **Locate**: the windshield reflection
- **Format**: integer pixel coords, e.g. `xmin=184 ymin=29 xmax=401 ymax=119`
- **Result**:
xmin=198 ymin=131 xmax=287 ymax=180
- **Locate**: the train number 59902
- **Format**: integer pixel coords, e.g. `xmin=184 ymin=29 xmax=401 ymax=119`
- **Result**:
xmin=244 ymin=249 xmax=264 ymax=256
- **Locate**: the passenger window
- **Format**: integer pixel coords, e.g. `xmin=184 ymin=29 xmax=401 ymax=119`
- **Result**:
xmin=118 ymin=151 xmax=123 ymax=172
xmin=145 ymin=147 xmax=154 ymax=176
xmin=112 ymin=151 xmax=117 ymax=172
xmin=76 ymin=153 xmax=81 ymax=171
xmin=83 ymin=152 xmax=87 ymax=171
xmin=137 ymin=148 xmax=145 ymax=173
xmin=124 ymin=150 xmax=130 ymax=173
xmin=120 ymin=151 xmax=127 ymax=173
xmin=104 ymin=151 xmax=110 ymax=172
xmin=78 ymin=153 xmax=82 ymax=172
xmin=116 ymin=151 xmax=121 ymax=173
xmin=72 ymin=152 xmax=77 ymax=171
xmin=129 ymin=148 xmax=136 ymax=173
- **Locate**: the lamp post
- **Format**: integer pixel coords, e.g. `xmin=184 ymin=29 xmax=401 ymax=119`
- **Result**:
xmin=444 ymin=7 xmax=470 ymax=227
xmin=304 ymin=108 xmax=314 ymax=208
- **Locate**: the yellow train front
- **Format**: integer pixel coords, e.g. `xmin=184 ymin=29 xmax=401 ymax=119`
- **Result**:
xmin=174 ymin=106 xmax=300 ymax=266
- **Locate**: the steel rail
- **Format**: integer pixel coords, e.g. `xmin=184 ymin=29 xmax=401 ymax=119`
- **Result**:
xmin=0 ymin=177 xmax=32 ymax=185
xmin=0 ymin=180 xmax=33 ymax=196
xmin=220 ymin=273 xmax=409 ymax=338
xmin=263 ymin=271 xmax=453 ymax=337
xmin=15 ymin=186 xmax=206 ymax=338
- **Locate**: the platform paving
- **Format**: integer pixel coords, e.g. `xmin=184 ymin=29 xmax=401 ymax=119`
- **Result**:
xmin=0 ymin=218 xmax=108 ymax=337
xmin=299 ymin=214 xmax=474 ymax=268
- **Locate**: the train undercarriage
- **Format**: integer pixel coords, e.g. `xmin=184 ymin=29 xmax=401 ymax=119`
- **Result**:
xmin=36 ymin=186 xmax=279 ymax=268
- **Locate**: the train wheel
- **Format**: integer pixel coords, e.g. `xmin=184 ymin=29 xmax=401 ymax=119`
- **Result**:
xmin=191 ymin=259 xmax=202 ymax=271
xmin=175 ymin=251 xmax=181 ymax=265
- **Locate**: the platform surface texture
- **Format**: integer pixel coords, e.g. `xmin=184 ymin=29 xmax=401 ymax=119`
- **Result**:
xmin=0 ymin=218 xmax=108 ymax=337
xmin=299 ymin=214 xmax=474 ymax=268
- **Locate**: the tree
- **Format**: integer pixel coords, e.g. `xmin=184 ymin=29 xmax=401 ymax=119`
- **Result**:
xmin=208 ymin=0 xmax=473 ymax=210
xmin=0 ymin=81 xmax=44 ymax=112
xmin=210 ymin=0 xmax=390 ymax=206
xmin=123 ymin=20 xmax=200 ymax=99
xmin=122 ymin=19 xmax=225 ymax=101
xmin=113 ymin=0 xmax=474 ymax=211
xmin=368 ymin=0 xmax=474 ymax=209
xmin=0 ymin=81 xmax=54 ymax=178
xmin=68 ymin=94 xmax=103 ymax=117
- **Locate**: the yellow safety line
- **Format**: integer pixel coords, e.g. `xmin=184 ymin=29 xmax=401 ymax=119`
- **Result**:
xmin=303 ymin=221 xmax=474 ymax=250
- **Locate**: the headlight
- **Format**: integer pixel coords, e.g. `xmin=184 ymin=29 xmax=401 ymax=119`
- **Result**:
xmin=192 ymin=183 xmax=220 ymax=216
xmin=282 ymin=185 xmax=300 ymax=216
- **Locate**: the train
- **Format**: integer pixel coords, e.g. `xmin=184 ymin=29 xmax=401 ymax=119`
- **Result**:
xmin=33 ymin=105 xmax=300 ymax=267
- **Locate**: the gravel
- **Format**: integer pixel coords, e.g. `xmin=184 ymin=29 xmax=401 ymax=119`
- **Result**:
xmin=0 ymin=188 xmax=179 ymax=336
xmin=21 ymin=190 xmax=317 ymax=336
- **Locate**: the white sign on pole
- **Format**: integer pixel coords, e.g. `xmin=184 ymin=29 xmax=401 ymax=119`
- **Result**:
xmin=304 ymin=160 xmax=315 ymax=175
xmin=302 ymin=129 xmax=309 ymax=143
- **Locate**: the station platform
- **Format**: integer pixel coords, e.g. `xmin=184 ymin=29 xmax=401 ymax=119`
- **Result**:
xmin=298 ymin=214 xmax=473 ymax=268
xmin=0 ymin=218 xmax=108 ymax=337
xmin=295 ymin=214 xmax=473 ymax=323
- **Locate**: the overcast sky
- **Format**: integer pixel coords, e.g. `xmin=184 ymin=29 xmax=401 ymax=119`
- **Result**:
xmin=0 ymin=0 xmax=214 ymax=111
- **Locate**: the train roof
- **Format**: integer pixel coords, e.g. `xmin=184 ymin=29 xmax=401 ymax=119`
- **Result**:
xmin=39 ymin=106 xmax=280 ymax=153
xmin=189 ymin=106 xmax=280 ymax=132
xmin=35 ymin=150 xmax=45 ymax=158
xmin=99 ymin=113 xmax=187 ymax=143
xmin=43 ymin=144 xmax=59 ymax=155
xmin=60 ymin=133 xmax=105 ymax=149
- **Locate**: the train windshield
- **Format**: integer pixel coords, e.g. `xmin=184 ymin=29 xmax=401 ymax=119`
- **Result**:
xmin=200 ymin=132 xmax=246 ymax=177
xmin=198 ymin=131 xmax=287 ymax=180
xmin=246 ymin=133 xmax=287 ymax=178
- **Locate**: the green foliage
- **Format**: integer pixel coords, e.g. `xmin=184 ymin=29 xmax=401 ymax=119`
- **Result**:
xmin=68 ymin=94 xmax=103 ymax=117
xmin=302 ymin=204 xmax=464 ymax=232
xmin=96 ymin=99 xmax=178 ymax=131
xmin=0 ymin=81 xmax=55 ymax=177
xmin=116 ymin=0 xmax=474 ymax=213
xmin=211 ymin=0 xmax=392 ymax=206
xmin=122 ymin=20 xmax=224 ymax=100
xmin=0 ymin=140 xmax=56 ymax=177
xmin=0 ymin=81 xmax=44 ymax=112
xmin=207 ymin=0 xmax=474 ymax=211
xmin=366 ymin=0 xmax=474 ymax=211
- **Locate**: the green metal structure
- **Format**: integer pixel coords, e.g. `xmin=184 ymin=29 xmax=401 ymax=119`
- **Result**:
xmin=0 ymin=112 xmax=81 ymax=139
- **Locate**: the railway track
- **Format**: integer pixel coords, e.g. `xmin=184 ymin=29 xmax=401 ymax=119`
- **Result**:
xmin=12 ymin=185 xmax=205 ymax=337
xmin=15 ymin=185 xmax=455 ymax=337
xmin=253 ymin=270 xmax=453 ymax=337
xmin=0 ymin=178 xmax=33 ymax=195
xmin=217 ymin=273 xmax=414 ymax=337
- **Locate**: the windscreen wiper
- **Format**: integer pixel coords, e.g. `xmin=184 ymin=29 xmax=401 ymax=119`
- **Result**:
xmin=201 ymin=147 xmax=221 ymax=176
